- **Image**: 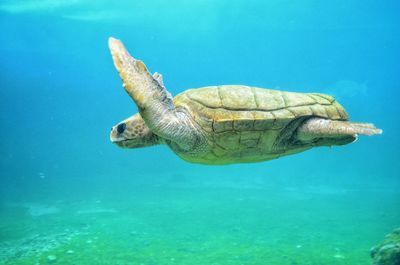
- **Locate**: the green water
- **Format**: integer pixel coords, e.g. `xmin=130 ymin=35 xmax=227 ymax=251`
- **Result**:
xmin=1 ymin=186 xmax=398 ymax=265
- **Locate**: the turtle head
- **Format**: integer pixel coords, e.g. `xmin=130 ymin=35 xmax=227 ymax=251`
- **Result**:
xmin=110 ymin=113 xmax=159 ymax=148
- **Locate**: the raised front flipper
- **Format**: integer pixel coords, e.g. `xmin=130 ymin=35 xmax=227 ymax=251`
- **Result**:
xmin=108 ymin=37 xmax=201 ymax=151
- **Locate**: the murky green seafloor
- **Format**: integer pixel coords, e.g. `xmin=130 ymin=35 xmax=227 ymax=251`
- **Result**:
xmin=1 ymin=186 xmax=398 ymax=265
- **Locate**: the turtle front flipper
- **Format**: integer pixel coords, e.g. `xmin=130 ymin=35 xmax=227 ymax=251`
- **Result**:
xmin=108 ymin=37 xmax=201 ymax=150
xmin=297 ymin=118 xmax=382 ymax=146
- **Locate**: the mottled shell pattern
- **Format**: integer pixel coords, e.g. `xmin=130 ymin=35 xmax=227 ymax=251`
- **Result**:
xmin=172 ymin=85 xmax=348 ymax=164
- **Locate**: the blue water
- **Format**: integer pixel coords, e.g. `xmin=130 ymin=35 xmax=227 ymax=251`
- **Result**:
xmin=0 ymin=1 xmax=399 ymax=264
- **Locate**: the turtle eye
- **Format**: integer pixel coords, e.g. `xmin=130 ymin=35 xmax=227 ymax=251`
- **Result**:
xmin=117 ymin=123 xmax=126 ymax=134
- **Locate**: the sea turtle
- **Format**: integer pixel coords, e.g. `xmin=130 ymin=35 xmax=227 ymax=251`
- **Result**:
xmin=108 ymin=37 xmax=382 ymax=165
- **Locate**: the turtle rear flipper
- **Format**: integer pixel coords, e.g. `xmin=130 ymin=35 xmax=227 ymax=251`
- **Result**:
xmin=108 ymin=37 xmax=200 ymax=150
xmin=297 ymin=118 xmax=382 ymax=146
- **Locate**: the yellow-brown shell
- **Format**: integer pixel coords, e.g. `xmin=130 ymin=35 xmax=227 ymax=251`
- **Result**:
xmin=172 ymin=85 xmax=348 ymax=164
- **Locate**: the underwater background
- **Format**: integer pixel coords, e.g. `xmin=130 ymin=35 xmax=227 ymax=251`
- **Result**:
xmin=1 ymin=0 xmax=399 ymax=264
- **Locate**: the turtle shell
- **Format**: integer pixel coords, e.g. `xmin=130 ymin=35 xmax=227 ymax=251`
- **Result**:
xmin=173 ymin=85 xmax=348 ymax=164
